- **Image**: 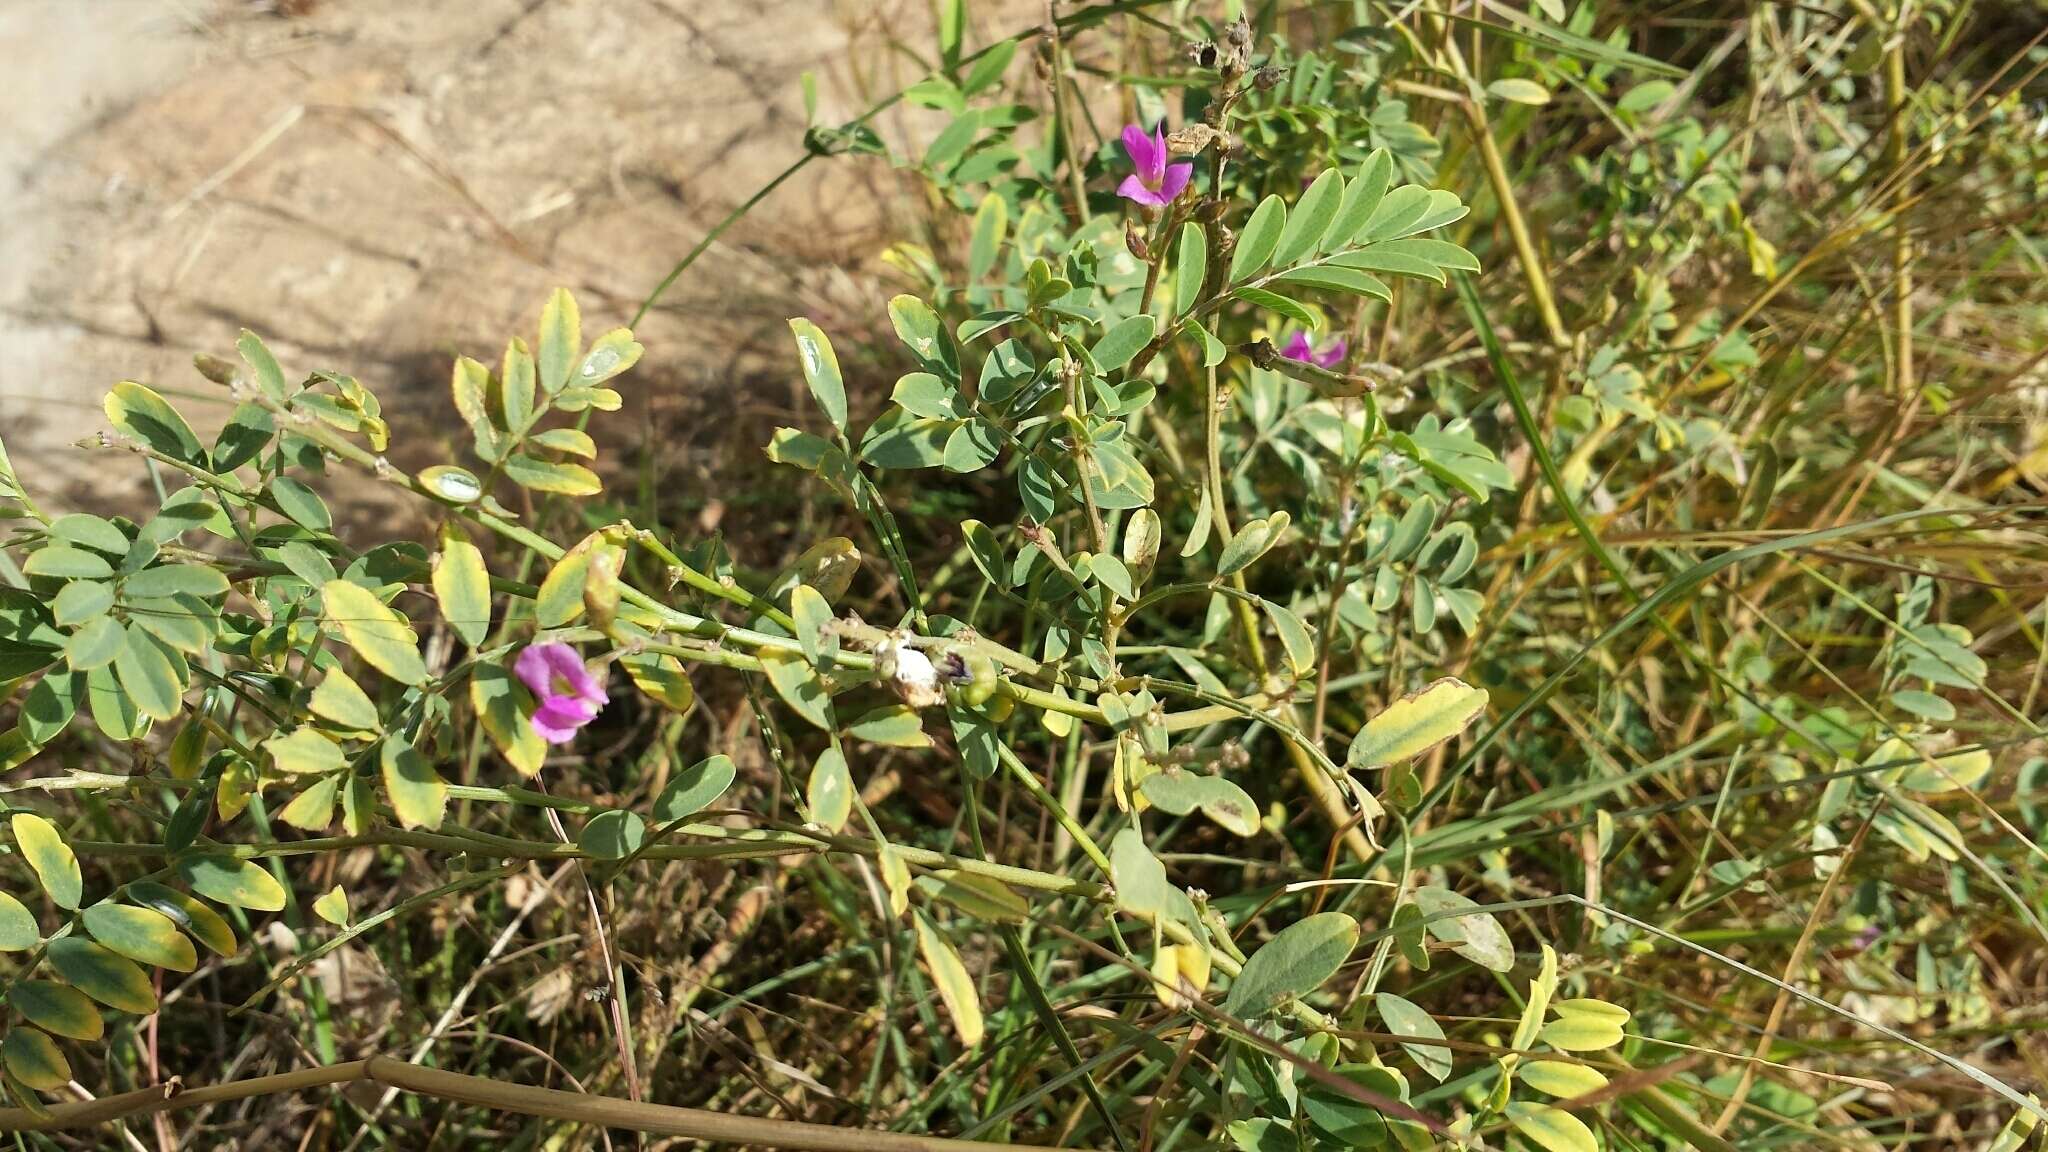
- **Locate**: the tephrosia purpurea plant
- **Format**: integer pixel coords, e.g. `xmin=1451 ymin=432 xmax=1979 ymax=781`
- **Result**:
xmin=0 ymin=1 xmax=2043 ymax=1149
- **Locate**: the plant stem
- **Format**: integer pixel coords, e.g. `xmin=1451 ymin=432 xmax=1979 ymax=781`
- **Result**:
xmin=1461 ymin=100 xmax=1568 ymax=347
xmin=1882 ymin=19 xmax=1915 ymax=401
xmin=0 ymin=1056 xmax=1048 ymax=1151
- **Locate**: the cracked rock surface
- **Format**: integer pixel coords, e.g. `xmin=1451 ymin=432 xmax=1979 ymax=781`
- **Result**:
xmin=2 ymin=0 xmax=946 ymax=523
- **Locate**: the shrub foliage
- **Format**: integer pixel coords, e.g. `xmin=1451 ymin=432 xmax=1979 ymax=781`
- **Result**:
xmin=0 ymin=1 xmax=2043 ymax=1148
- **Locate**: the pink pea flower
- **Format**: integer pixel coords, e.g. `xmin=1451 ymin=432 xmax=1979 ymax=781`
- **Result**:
xmin=1117 ymin=123 xmax=1193 ymax=209
xmin=1280 ymin=331 xmax=1348 ymax=369
xmin=515 ymin=641 xmax=609 ymax=745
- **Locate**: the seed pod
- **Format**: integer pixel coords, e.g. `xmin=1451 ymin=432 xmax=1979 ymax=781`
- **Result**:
xmin=1219 ymin=15 xmax=1254 ymax=76
xmin=956 ymin=651 xmax=1000 ymax=707
xmin=1166 ymin=123 xmax=1221 ymax=157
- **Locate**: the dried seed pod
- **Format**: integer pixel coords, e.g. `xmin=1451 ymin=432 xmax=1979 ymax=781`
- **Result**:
xmin=1219 ymin=16 xmax=1254 ymax=75
xmin=1167 ymin=123 xmax=1222 ymax=157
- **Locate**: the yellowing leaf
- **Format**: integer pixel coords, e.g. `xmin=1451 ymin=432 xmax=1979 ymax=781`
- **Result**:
xmin=308 ymin=669 xmax=380 ymax=733
xmin=1519 ymin=1060 xmax=1610 ymax=1099
xmin=0 ymin=892 xmax=40 ymax=950
xmin=432 ymin=524 xmax=492 ymax=648
xmin=264 ymin=727 xmax=346 ymax=776
xmin=1553 ymin=998 xmax=1630 ymax=1025
xmin=176 ymin=856 xmax=286 ymax=912
xmin=1150 ymin=941 xmax=1212 ymax=1009
xmin=534 ymin=544 xmax=591 ymax=628
xmin=313 ymin=886 xmax=350 ymax=925
xmin=1348 ymin=678 xmax=1489 ymax=769
xmin=1507 ymin=1102 xmax=1599 ymax=1152
xmin=278 ymin=775 xmax=339 ymax=831
xmin=913 ymin=910 xmax=984 ymax=1047
xmin=536 ymin=287 xmax=582 ymax=395
xmin=1511 ymin=944 xmax=1560 ymax=1052
xmin=11 ymin=981 xmax=102 ymax=1041
xmin=321 ymin=580 xmax=428 ymax=686
xmin=2 ymin=1027 xmax=71 ymax=1091
xmin=105 ymin=381 xmax=204 ymax=464
xmin=126 ymin=882 xmax=236 ymax=958
xmin=47 ymin=938 xmax=156 ymax=1014
xmin=1217 ymin=510 xmax=1290 ymax=576
xmin=473 ymin=662 xmax=545 ymax=776
xmin=11 ymin=813 xmax=81 ymax=910
xmin=81 ymin=903 xmax=196 ymax=972
xmin=879 ymin=845 xmax=913 ymax=918
xmin=622 ymin=651 xmax=696 ymax=713
xmin=1899 ymin=744 xmax=1993 ymax=794
xmin=1488 ymin=77 xmax=1552 ymax=105
xmin=1540 ymin=1016 xmax=1625 ymax=1052
xmin=381 ymin=738 xmax=448 ymax=831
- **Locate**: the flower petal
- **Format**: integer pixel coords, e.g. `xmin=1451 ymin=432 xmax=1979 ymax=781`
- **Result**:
xmin=1120 ymin=122 xmax=1150 ymax=164
xmin=1280 ymin=331 xmax=1316 ymax=362
xmin=1120 ymin=123 xmax=1162 ymax=184
xmin=1155 ymin=162 xmax=1192 ymax=204
xmin=1316 ymin=337 xmax=1350 ymax=368
xmin=529 ymin=712 xmax=582 ymax=744
xmin=1117 ymin=175 xmax=1166 ymax=207
xmin=530 ymin=697 xmax=597 ymax=744
xmin=559 ymin=656 xmax=609 ymax=708
xmin=515 ymin=642 xmax=574 ymax=698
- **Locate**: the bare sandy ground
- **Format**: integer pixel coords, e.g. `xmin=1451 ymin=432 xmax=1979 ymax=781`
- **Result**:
xmin=1 ymin=0 xmax=945 ymax=520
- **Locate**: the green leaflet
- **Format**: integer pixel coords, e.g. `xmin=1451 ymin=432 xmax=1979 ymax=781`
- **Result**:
xmin=788 ymin=319 xmax=847 ymax=433
xmin=1224 ymin=912 xmax=1357 ymax=1017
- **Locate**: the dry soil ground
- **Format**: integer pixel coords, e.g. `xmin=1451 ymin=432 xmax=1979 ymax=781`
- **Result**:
xmin=2 ymin=0 xmax=956 ymax=524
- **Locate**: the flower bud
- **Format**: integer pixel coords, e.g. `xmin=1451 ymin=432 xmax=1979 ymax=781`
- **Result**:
xmin=1124 ymin=220 xmax=1151 ymax=262
xmin=193 ymin=353 xmax=239 ymax=387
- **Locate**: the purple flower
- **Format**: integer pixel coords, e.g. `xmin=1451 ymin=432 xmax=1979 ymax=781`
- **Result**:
xmin=1117 ymin=123 xmax=1193 ymax=208
xmin=515 ymin=642 xmax=608 ymax=745
xmin=1280 ymin=330 xmax=1348 ymax=369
